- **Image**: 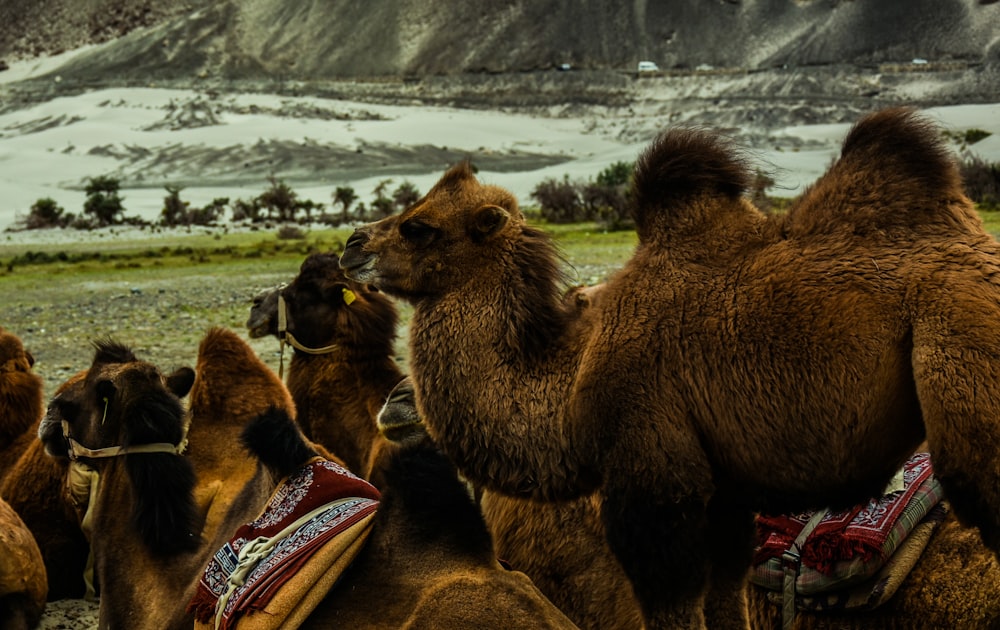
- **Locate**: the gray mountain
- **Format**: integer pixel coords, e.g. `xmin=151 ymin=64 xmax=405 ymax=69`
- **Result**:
xmin=3 ymin=0 xmax=998 ymax=81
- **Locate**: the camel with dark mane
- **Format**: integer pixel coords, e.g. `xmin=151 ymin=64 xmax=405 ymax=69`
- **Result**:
xmin=340 ymin=107 xmax=1000 ymax=629
xmin=40 ymin=335 xmax=577 ymax=629
xmin=245 ymin=251 xmax=404 ymax=476
xmin=248 ymin=259 xmax=640 ymax=628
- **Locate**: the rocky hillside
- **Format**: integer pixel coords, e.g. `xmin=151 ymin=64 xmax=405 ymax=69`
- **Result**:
xmin=3 ymin=0 xmax=999 ymax=82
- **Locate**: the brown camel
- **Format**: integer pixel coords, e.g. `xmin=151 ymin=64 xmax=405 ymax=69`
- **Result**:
xmin=288 ymin=377 xmax=579 ymax=628
xmin=245 ymin=251 xmax=404 ymax=476
xmin=0 ymin=332 xmax=89 ymax=601
xmin=41 ymin=338 xmax=578 ymax=629
xmin=41 ymin=328 xmax=308 ymax=628
xmin=0 ymin=495 xmax=47 ymax=629
xmin=2 ymin=398 xmax=91 ymax=602
xmin=340 ymin=107 xmax=1000 ymax=630
xmin=0 ymin=326 xmax=44 ymax=475
xmin=247 ymin=258 xmax=641 ymax=628
xmin=38 ymin=339 xmax=201 ymax=629
xmin=184 ymin=326 xmax=299 ymax=542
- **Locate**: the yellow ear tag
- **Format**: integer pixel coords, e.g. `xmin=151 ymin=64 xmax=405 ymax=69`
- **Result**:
xmin=342 ymin=288 xmax=357 ymax=305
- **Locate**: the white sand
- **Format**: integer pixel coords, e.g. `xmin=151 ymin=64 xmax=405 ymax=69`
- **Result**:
xmin=1 ymin=52 xmax=998 ymax=235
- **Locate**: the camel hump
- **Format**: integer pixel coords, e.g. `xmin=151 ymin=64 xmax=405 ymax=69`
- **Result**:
xmin=840 ymin=107 xmax=961 ymax=196
xmin=631 ymin=126 xmax=752 ymax=242
xmin=791 ymin=107 xmax=967 ymax=234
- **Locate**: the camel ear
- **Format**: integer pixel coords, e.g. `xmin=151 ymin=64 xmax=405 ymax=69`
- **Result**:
xmin=167 ymin=367 xmax=195 ymax=398
xmin=96 ymin=379 xmax=116 ymax=403
xmin=469 ymin=205 xmax=509 ymax=242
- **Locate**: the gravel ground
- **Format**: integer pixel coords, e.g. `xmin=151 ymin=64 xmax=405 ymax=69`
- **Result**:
xmin=4 ymin=257 xmax=301 ymax=395
xmin=38 ymin=598 xmax=100 ymax=630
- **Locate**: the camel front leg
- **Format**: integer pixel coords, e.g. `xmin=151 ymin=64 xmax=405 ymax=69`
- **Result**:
xmin=703 ymin=499 xmax=754 ymax=630
xmin=600 ymin=434 xmax=716 ymax=630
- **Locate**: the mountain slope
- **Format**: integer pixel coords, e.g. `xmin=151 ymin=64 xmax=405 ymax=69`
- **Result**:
xmin=3 ymin=0 xmax=998 ymax=81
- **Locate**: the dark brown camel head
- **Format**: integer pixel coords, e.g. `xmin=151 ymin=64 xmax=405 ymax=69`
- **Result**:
xmin=247 ymin=251 xmax=398 ymax=357
xmin=38 ymin=339 xmax=198 ymax=554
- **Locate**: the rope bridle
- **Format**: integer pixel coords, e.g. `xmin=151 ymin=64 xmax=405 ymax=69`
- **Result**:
xmin=60 ymin=396 xmax=188 ymax=600
xmin=60 ymin=395 xmax=188 ymax=461
xmin=275 ymin=287 xmax=356 ymax=378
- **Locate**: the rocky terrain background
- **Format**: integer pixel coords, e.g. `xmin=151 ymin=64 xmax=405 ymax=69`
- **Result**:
xmin=3 ymin=0 xmax=1000 ymax=79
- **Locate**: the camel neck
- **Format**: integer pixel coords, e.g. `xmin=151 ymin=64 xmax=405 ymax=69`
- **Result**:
xmin=407 ymin=293 xmax=599 ymax=502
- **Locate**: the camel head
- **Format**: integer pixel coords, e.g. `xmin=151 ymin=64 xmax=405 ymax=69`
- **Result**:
xmin=375 ymin=376 xmax=425 ymax=445
xmin=340 ymin=161 xmax=528 ymax=300
xmin=38 ymin=340 xmax=198 ymax=554
xmin=39 ymin=340 xmax=194 ymax=460
xmin=246 ymin=251 xmax=398 ymax=355
xmin=0 ymin=327 xmax=44 ymax=446
xmin=0 ymin=327 xmax=35 ymax=374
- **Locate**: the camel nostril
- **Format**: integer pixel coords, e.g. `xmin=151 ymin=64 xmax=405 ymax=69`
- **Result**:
xmin=345 ymin=231 xmax=368 ymax=250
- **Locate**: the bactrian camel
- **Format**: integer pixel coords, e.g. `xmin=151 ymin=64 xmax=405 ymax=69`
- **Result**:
xmin=340 ymin=107 xmax=1000 ymax=630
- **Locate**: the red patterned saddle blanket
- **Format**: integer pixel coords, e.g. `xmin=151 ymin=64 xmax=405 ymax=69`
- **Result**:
xmin=751 ymin=451 xmax=945 ymax=612
xmin=189 ymin=457 xmax=380 ymax=630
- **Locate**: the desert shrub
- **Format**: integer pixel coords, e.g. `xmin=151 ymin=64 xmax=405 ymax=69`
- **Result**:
xmin=20 ymin=197 xmax=74 ymax=229
xmin=296 ymin=199 xmax=322 ymax=223
xmin=160 ymin=185 xmax=190 ymax=226
xmin=964 ymin=128 xmax=992 ymax=145
xmin=370 ymin=179 xmax=395 ymax=218
xmin=392 ymin=181 xmax=421 ymax=212
xmin=962 ymin=155 xmax=1000 ymax=210
xmin=750 ymin=170 xmax=777 ymax=213
xmin=589 ymin=161 xmax=635 ymax=231
xmin=258 ymin=176 xmax=299 ymax=222
xmin=277 ymin=225 xmax=306 ymax=240
xmin=596 ymin=161 xmax=633 ymax=188
xmin=331 ymin=186 xmax=359 ymax=225
xmin=532 ymin=175 xmax=585 ymax=223
xmin=231 ymin=197 xmax=264 ymax=223
xmin=83 ymin=175 xmax=125 ymax=227
xmin=190 ymin=198 xmax=229 ymax=226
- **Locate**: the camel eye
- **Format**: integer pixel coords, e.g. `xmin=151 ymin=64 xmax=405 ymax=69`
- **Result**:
xmin=399 ymin=220 xmax=437 ymax=246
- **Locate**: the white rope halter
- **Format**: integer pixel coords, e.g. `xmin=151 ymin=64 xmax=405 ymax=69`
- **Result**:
xmin=275 ymin=287 xmax=356 ymax=378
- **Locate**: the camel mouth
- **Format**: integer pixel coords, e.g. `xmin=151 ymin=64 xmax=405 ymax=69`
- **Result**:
xmin=246 ymin=326 xmax=268 ymax=339
xmin=340 ymin=258 xmax=378 ymax=285
xmin=246 ymin=308 xmax=271 ymax=339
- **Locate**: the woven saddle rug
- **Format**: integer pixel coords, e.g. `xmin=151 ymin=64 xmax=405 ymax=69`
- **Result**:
xmin=189 ymin=457 xmax=380 ymax=630
xmin=750 ymin=451 xmax=944 ymax=611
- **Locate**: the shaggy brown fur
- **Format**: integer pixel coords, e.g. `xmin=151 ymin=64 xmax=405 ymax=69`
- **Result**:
xmin=185 ymin=326 xmax=298 ymax=542
xmin=249 ymin=259 xmax=641 ymax=628
xmin=340 ymin=107 xmax=1000 ymax=630
xmin=245 ymin=251 xmax=404 ymax=476
xmin=0 ymin=495 xmax=47 ymax=629
xmin=299 ymin=378 xmax=579 ymax=628
xmin=0 ymin=326 xmax=43 ymax=476
xmin=747 ymin=507 xmax=1000 ymax=629
xmin=41 ymin=338 xmax=577 ymax=629
xmin=2 ymin=432 xmax=90 ymax=601
xmin=38 ymin=339 xmax=203 ymax=629
xmin=0 ymin=336 xmax=87 ymax=601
